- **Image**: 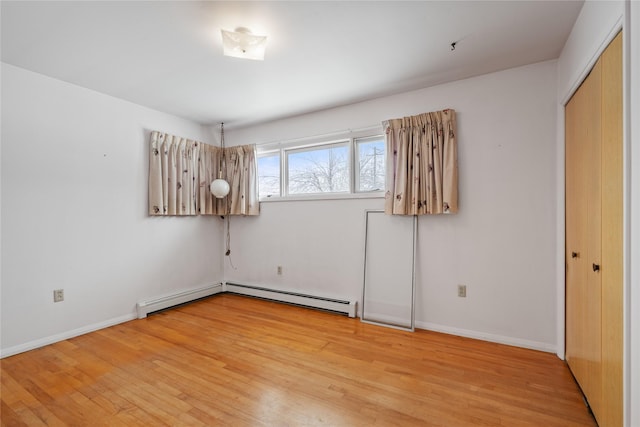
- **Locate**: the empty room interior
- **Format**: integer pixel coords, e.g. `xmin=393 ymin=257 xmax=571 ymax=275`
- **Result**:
xmin=1 ymin=1 xmax=639 ymax=426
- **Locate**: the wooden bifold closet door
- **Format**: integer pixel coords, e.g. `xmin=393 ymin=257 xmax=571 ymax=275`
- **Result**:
xmin=565 ymin=32 xmax=622 ymax=427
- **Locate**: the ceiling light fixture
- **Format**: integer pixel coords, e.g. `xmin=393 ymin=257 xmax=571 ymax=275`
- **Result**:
xmin=221 ymin=27 xmax=267 ymax=61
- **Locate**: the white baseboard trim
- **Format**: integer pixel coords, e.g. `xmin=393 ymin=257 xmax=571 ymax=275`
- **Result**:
xmin=224 ymin=282 xmax=357 ymax=318
xmin=2 ymin=283 xmax=224 ymax=359
xmin=2 ymin=291 xmax=555 ymax=358
xmin=415 ymin=321 xmax=557 ymax=354
xmin=0 ymin=313 xmax=137 ymax=359
xmin=136 ymin=283 xmax=224 ymax=318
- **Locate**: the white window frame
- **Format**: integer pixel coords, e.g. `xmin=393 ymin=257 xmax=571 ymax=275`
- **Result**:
xmin=354 ymin=135 xmax=386 ymax=193
xmin=257 ymin=132 xmax=385 ymax=202
xmin=257 ymin=150 xmax=282 ymax=199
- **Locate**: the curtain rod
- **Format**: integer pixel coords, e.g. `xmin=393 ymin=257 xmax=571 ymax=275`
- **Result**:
xmin=253 ymin=124 xmax=382 ymax=147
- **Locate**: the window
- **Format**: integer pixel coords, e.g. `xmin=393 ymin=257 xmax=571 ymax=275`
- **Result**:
xmin=287 ymin=142 xmax=349 ymax=195
xmin=257 ymin=152 xmax=281 ymax=198
xmin=355 ymin=136 xmax=385 ymax=192
xmin=257 ymin=133 xmax=384 ymax=200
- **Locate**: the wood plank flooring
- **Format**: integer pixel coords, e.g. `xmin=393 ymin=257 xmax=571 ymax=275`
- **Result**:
xmin=1 ymin=294 xmax=595 ymax=426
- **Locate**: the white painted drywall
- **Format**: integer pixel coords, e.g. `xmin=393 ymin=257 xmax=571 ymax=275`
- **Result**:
xmin=557 ymin=0 xmax=624 ymax=103
xmin=224 ymin=60 xmax=559 ymax=352
xmin=0 ymin=64 xmax=224 ymax=356
xmin=224 ymin=197 xmax=382 ymax=299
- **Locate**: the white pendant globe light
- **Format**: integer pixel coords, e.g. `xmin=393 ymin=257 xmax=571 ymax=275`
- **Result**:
xmin=211 ymin=122 xmax=230 ymax=198
xmin=210 ymin=178 xmax=230 ymax=198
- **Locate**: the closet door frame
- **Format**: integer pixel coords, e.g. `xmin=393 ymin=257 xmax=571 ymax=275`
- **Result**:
xmin=564 ymin=31 xmax=623 ymax=427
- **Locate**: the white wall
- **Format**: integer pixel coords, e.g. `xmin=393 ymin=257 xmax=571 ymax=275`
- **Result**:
xmin=557 ymin=0 xmax=624 ymax=103
xmin=225 ymin=60 xmax=559 ymax=352
xmin=0 ymin=64 xmax=224 ymax=357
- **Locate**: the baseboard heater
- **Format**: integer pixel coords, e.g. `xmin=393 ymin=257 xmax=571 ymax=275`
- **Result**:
xmin=136 ymin=283 xmax=223 ymax=318
xmin=225 ymin=282 xmax=357 ymax=318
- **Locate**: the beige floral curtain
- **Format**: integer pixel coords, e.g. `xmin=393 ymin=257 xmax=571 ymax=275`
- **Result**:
xmin=149 ymin=131 xmax=259 ymax=216
xmin=225 ymin=145 xmax=260 ymax=216
xmin=197 ymin=143 xmax=226 ymax=216
xmin=384 ymin=109 xmax=458 ymax=215
xmin=148 ymin=131 xmax=199 ymax=215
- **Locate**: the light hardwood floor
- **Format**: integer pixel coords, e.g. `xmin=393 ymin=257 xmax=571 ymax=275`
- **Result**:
xmin=1 ymin=294 xmax=595 ymax=426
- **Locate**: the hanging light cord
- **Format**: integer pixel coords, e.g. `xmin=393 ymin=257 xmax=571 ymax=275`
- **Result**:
xmin=225 ymin=215 xmax=237 ymax=270
xmin=220 ymin=121 xmax=237 ymax=269
xmin=220 ymin=122 xmax=225 ymax=149
xmin=218 ymin=122 xmax=225 ymax=179
xmin=225 ymin=214 xmax=231 ymax=255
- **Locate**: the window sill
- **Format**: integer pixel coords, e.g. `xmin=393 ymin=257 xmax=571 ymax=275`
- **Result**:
xmin=259 ymin=192 xmax=384 ymax=203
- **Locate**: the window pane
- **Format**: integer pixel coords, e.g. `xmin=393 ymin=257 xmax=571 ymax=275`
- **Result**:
xmin=258 ymin=153 xmax=280 ymax=198
xmin=357 ymin=137 xmax=385 ymax=192
xmin=287 ymin=143 xmax=349 ymax=194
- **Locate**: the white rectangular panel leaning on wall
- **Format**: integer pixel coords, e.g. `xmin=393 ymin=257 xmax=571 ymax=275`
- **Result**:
xmin=224 ymin=60 xmax=558 ymax=352
xmin=0 ymin=63 xmax=224 ymax=357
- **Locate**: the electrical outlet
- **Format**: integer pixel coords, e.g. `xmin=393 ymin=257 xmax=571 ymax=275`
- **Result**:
xmin=277 ymin=266 xmax=283 ymax=275
xmin=457 ymin=285 xmax=467 ymax=298
xmin=53 ymin=289 xmax=64 ymax=302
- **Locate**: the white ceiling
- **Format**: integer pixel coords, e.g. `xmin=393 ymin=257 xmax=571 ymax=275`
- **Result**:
xmin=1 ymin=1 xmax=583 ymax=129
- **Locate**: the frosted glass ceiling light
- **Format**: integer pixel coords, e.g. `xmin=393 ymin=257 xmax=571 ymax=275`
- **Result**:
xmin=221 ymin=27 xmax=267 ymax=60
